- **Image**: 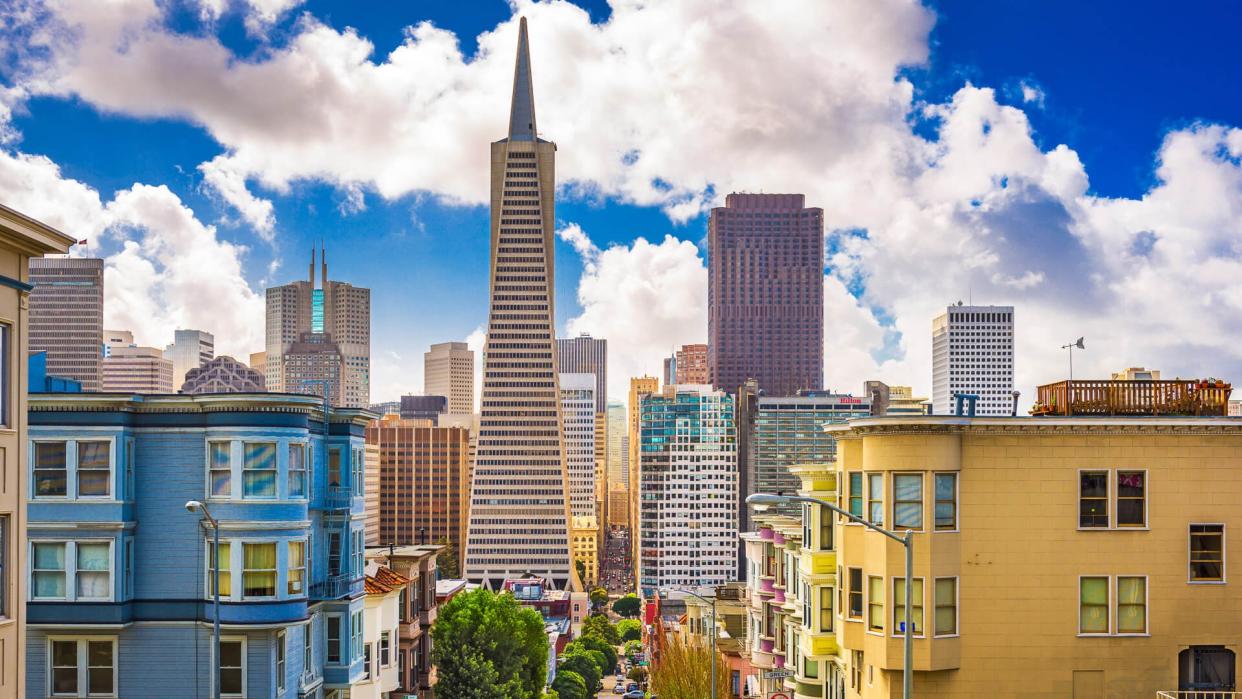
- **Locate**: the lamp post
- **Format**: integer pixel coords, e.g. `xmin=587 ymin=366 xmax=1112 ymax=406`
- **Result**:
xmin=747 ymin=492 xmax=914 ymax=699
xmin=186 ymin=500 xmax=221 ymax=699
xmin=667 ymin=588 xmax=717 ymax=699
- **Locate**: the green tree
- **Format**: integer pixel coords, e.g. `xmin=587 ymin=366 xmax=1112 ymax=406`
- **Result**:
xmin=560 ymin=652 xmax=602 ymax=694
xmin=550 ymin=670 xmax=588 ymax=699
xmin=435 ymin=537 xmax=460 ymax=579
xmin=623 ymin=639 xmax=643 ymax=658
xmin=575 ymin=559 xmax=587 ymax=585
xmin=617 ymin=618 xmax=642 ymax=642
xmin=627 ymin=666 xmax=647 ymax=684
xmin=612 ymin=594 xmax=641 ymax=618
xmin=581 ymin=614 xmax=620 ymax=646
xmin=572 ymin=635 xmax=617 ymax=673
xmin=589 ymin=587 xmax=609 ymax=609
xmin=431 ymin=588 xmax=549 ymax=698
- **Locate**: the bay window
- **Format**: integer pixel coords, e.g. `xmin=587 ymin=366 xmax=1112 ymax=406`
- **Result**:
xmin=32 ymin=541 xmax=113 ymax=601
xmin=208 ymin=442 xmax=231 ymax=497
xmin=242 ymin=442 xmax=277 ymax=498
xmin=288 ymin=443 xmax=307 ymax=498
xmin=34 ymin=442 xmax=68 ymax=497
xmin=242 ymin=542 xmax=277 ymax=598
xmin=49 ymin=638 xmax=116 ymax=698
xmin=893 ymin=474 xmax=923 ymax=530
xmin=288 ymin=540 xmax=306 ymax=595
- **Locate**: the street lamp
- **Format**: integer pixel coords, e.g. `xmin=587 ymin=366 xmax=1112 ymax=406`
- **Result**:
xmin=666 ymin=588 xmax=717 ymax=699
xmin=186 ymin=500 xmax=222 ymax=699
xmin=747 ymin=492 xmax=915 ymax=699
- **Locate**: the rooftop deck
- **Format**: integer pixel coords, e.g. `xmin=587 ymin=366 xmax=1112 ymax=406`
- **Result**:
xmin=1032 ymin=379 xmax=1232 ymax=417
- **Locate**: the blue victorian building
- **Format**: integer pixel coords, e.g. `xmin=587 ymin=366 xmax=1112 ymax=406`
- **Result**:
xmin=25 ymin=392 xmax=371 ymax=699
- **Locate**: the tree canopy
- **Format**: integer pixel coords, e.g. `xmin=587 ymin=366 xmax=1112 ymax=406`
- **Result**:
xmin=612 ymin=594 xmax=641 ymax=618
xmin=559 ymin=651 xmax=603 ymax=694
xmin=550 ymin=670 xmax=588 ymax=699
xmin=589 ymin=587 xmax=610 ymax=608
xmin=567 ymin=635 xmax=617 ymax=673
xmin=431 ymin=588 xmax=549 ymax=699
xmin=581 ymin=614 xmax=621 ymax=646
xmin=617 ymin=618 xmax=642 ymax=642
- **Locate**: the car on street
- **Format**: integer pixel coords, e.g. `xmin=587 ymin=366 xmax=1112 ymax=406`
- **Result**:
xmin=622 ymin=691 xmax=644 ymax=699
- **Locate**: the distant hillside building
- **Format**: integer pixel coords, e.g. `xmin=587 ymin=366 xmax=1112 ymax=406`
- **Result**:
xmin=180 ymin=355 xmax=267 ymax=394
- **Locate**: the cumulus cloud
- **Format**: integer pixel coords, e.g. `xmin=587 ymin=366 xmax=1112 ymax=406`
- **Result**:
xmin=199 ymin=155 xmax=276 ymax=237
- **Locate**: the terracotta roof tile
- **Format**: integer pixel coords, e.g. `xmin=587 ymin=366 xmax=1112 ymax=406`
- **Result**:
xmin=365 ymin=576 xmax=393 ymax=595
xmin=374 ymin=566 xmax=410 ymax=588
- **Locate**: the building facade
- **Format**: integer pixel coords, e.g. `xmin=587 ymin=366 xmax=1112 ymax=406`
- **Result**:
xmin=164 ymin=329 xmax=214 ymax=390
xmin=368 ymin=546 xmax=441 ymax=698
xmin=464 ymin=17 xmax=576 ymax=591
xmin=627 ymin=376 xmax=659 ymax=579
xmin=863 ymin=381 xmax=929 ymax=417
xmin=674 ymin=343 xmax=709 ymax=385
xmin=708 ymin=193 xmax=823 ymax=396
xmin=638 ymin=386 xmax=738 ymax=595
xmin=605 ymin=401 xmax=627 ymax=491
xmin=931 ymin=303 xmax=1014 ymax=416
xmin=100 ymin=345 xmax=174 ymax=393
xmin=560 ymin=373 xmax=597 ymax=520
xmin=180 ymin=355 xmax=267 ymax=394
xmin=399 ymin=394 xmax=447 ymax=423
xmin=556 ymin=335 xmax=607 ymax=412
xmin=355 ymin=566 xmax=403 ymax=699
xmin=26 ymin=392 xmax=372 ymax=699
xmin=365 ymin=415 xmax=470 ymax=570
xmin=29 ymin=257 xmax=103 ymax=392
xmin=0 ymin=205 xmax=75 ymax=698
xmin=423 ymin=342 xmax=474 ymax=416
xmin=266 ymin=247 xmax=370 ymax=408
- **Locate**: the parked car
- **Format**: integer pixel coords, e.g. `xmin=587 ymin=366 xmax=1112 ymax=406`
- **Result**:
xmin=623 ymin=692 xmax=644 ymax=699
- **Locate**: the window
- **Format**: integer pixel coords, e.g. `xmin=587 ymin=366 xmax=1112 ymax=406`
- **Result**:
xmin=352 ymin=530 xmax=364 ymax=578
xmin=1116 ymin=576 xmax=1146 ymax=634
xmin=34 ymin=542 xmax=67 ymax=599
xmin=304 ymin=616 xmax=315 ymax=678
xmin=276 ymin=631 xmax=287 ymax=692
xmin=76 ymin=543 xmax=110 ymax=599
xmin=351 ymin=610 xmax=364 ymax=660
xmin=804 ymin=657 xmax=819 ymax=679
xmin=208 ymin=442 xmax=231 ymax=497
xmin=801 ymin=582 xmax=812 ymax=628
xmin=867 ymin=576 xmax=883 ymax=632
xmin=328 ymin=532 xmax=342 ymax=576
xmin=288 ymin=443 xmax=307 ymax=498
xmin=76 ymin=442 xmax=110 ymax=497
xmin=892 ymin=578 xmax=923 ymax=635
xmin=851 ymin=650 xmax=863 ymax=689
xmin=219 ymin=639 xmax=244 ymax=697
xmin=867 ymin=473 xmax=883 ymax=526
xmin=364 ymin=644 xmax=372 ymax=680
xmin=848 ymin=472 xmax=863 ymax=519
xmin=242 ymin=543 xmax=276 ymax=598
xmin=288 ymin=540 xmax=306 ymax=595
xmin=124 ymin=439 xmax=134 ymax=502
xmin=33 ymin=541 xmax=112 ymax=601
xmin=819 ymin=505 xmax=833 ymax=551
xmin=0 ymin=516 xmax=7 ymax=618
xmin=381 ymin=631 xmax=391 ymax=666
xmin=934 ymin=473 xmax=957 ymax=530
xmin=0 ymin=324 xmax=7 ymax=427
xmin=329 ymin=448 xmax=342 ymax=487
xmin=1116 ymin=471 xmax=1145 ymax=527
xmin=123 ymin=539 xmax=134 ymax=599
xmin=1190 ymin=524 xmax=1225 ymax=582
xmin=820 ymin=586 xmax=833 ymax=632
xmin=352 ymin=447 xmax=365 ymax=496
xmin=49 ymin=638 xmax=116 ymax=698
xmin=934 ymin=578 xmax=957 ymax=636
xmin=242 ymin=443 xmax=277 ymax=498
xmin=1079 ymin=577 xmax=1109 ymax=634
xmin=208 ymin=541 xmax=231 ymax=598
xmin=847 ymin=568 xmax=863 ymax=619
xmin=1079 ymin=472 xmax=1109 ymax=528
xmin=327 ymin=615 xmax=342 ymax=663
xmin=893 ymin=474 xmax=923 ymax=529
xmin=34 ymin=442 xmax=68 ymax=497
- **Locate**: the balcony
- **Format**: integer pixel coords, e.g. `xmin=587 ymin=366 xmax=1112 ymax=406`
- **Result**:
xmin=1157 ymin=693 xmax=1240 ymax=699
xmin=317 ymin=486 xmax=355 ymax=511
xmin=1032 ymin=379 xmax=1232 ymax=417
xmin=311 ymin=574 xmax=364 ymax=600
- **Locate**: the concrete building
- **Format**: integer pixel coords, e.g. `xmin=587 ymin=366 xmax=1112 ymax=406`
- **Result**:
xmin=627 ymin=376 xmax=659 ymax=577
xmin=931 ymin=303 xmax=1015 ymax=415
xmin=364 ymin=442 xmax=380 ymax=546
xmin=100 ymin=345 xmax=174 ymax=393
xmin=250 ymin=350 xmax=266 ymax=374
xmin=675 ymin=343 xmax=709 ymax=385
xmin=570 ymin=516 xmax=600 ymax=588
xmin=356 ymin=566 xmax=403 ymax=699
xmin=180 ymin=355 xmax=266 ymax=394
xmin=26 ymin=392 xmax=372 ymax=699
xmin=423 ymin=342 xmax=474 ymax=415
xmin=607 ymin=484 xmax=629 ymax=528
xmin=102 ymin=329 xmax=133 ymax=351
xmin=366 ymin=415 xmax=470 ymax=571
xmin=557 ymin=334 xmax=607 ymax=412
xmin=29 ymin=257 xmax=103 ymax=391
xmin=399 ymin=394 xmax=447 ymax=422
xmin=708 ymin=193 xmax=823 ymax=396
xmin=464 ymin=18 xmax=576 ymax=591
xmin=863 ymin=380 xmax=929 ymax=416
xmin=638 ymin=385 xmax=738 ymax=595
xmin=662 ymin=354 xmax=676 ymax=387
xmin=0 ymin=205 xmax=75 ymax=698
xmin=266 ymin=246 xmax=370 ymax=407
xmin=368 ymin=546 xmax=441 ymax=698
xmin=605 ymin=401 xmax=627 ymax=489
xmin=164 ymin=328 xmax=214 ymax=389
xmin=560 ymin=373 xmax=597 ymax=520
xmin=1112 ymin=366 xmax=1161 ymax=381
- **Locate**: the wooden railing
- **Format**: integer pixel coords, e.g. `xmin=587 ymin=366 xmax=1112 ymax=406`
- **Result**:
xmin=1157 ymin=691 xmax=1240 ymax=699
xmin=1032 ymin=379 xmax=1232 ymax=417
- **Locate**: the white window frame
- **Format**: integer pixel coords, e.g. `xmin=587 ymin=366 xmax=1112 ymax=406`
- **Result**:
xmin=1114 ymin=574 xmax=1149 ymax=637
xmin=865 ymin=575 xmax=884 ymax=636
xmin=326 ymin=613 xmax=344 ymax=665
xmin=0 ymin=515 xmax=7 ymax=619
xmin=276 ymin=630 xmax=287 ymax=692
xmin=845 ymin=471 xmax=864 ymax=524
xmin=287 ymin=539 xmax=307 ymax=597
xmin=31 ymin=438 xmax=117 ymax=502
xmin=866 ymin=473 xmax=884 ymax=527
xmin=204 ymin=538 xmax=291 ymax=602
xmin=891 ymin=472 xmax=924 ymax=531
xmin=123 ymin=538 xmax=134 ymax=600
xmin=241 ymin=441 xmax=278 ymax=500
xmin=933 ymin=472 xmax=958 ymax=532
xmin=932 ymin=576 xmax=959 ymax=638
xmin=351 ymin=610 xmax=364 ymax=661
xmin=47 ymin=636 xmax=118 ymax=698
xmin=215 ymin=636 xmax=247 ymax=699
xmin=287 ymin=441 xmax=308 ymax=499
xmin=380 ymin=630 xmax=391 ymax=667
xmin=891 ymin=576 xmax=925 ymax=638
xmin=304 ymin=616 xmax=316 ymax=679
xmin=123 ymin=438 xmax=135 ymax=502
xmin=1115 ymin=469 xmax=1148 ymax=529
xmin=846 ymin=567 xmax=863 ymax=621
xmin=1077 ymin=574 xmax=1111 ymax=636
xmin=0 ymin=323 xmax=8 ymax=428
xmin=1188 ymin=522 xmax=1227 ymax=584
xmin=241 ymin=541 xmax=278 ymax=600
xmin=30 ymin=540 xmax=115 ymax=602
xmin=206 ymin=439 xmax=235 ymax=500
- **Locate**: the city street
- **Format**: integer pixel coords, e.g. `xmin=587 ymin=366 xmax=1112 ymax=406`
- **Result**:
xmin=600 ymin=526 xmax=634 ymax=595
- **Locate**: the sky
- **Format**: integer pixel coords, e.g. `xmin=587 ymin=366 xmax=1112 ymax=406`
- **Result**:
xmin=0 ymin=0 xmax=1239 ymax=405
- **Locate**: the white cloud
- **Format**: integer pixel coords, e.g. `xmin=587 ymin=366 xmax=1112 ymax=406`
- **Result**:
xmin=1020 ymin=80 xmax=1046 ymax=108
xmin=199 ymin=155 xmax=276 ymax=238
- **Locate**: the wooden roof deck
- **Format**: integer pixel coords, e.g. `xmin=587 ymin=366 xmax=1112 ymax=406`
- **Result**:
xmin=1031 ymin=379 xmax=1233 ymax=417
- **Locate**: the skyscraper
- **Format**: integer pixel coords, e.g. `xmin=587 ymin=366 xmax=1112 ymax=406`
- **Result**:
xmin=557 ymin=334 xmax=607 ymax=412
xmin=708 ymin=193 xmax=824 ymax=395
xmin=464 ymin=18 xmax=576 ymax=591
xmin=164 ymin=328 xmax=214 ymax=389
xmin=560 ymin=373 xmax=597 ymax=520
xmin=675 ymin=343 xmax=709 ymax=385
xmin=931 ymin=303 xmax=1015 ymax=415
xmin=626 ymin=375 xmax=659 ymax=579
xmin=101 ymin=345 xmax=174 ymax=393
xmin=399 ymin=394 xmax=448 ymax=422
xmin=424 ymin=341 xmax=474 ymax=415
xmin=29 ymin=257 xmax=104 ymax=391
xmin=265 ymin=246 xmax=370 ymax=407
xmin=638 ymin=386 xmax=738 ymax=594
xmin=605 ymin=402 xmax=627 ymax=489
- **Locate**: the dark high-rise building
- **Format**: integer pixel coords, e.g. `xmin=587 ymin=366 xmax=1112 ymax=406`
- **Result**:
xmin=29 ymin=257 xmax=104 ymax=391
xmin=556 ymin=334 xmax=607 ymax=412
xmin=708 ymin=193 xmax=823 ymax=395
xmin=400 ymin=394 xmax=448 ymax=422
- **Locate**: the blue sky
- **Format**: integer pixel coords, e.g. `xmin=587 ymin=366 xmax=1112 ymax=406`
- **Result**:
xmin=1 ymin=0 xmax=1239 ymax=402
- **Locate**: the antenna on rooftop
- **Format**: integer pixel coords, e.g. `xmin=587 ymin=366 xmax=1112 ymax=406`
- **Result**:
xmin=1061 ymin=337 xmax=1086 ymax=381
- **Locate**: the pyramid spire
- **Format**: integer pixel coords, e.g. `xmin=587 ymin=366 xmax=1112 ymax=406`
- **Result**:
xmin=507 ymin=17 xmax=537 ymax=141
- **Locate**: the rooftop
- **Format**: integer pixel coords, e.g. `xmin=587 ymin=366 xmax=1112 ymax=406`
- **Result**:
xmin=1032 ymin=378 xmax=1232 ymax=417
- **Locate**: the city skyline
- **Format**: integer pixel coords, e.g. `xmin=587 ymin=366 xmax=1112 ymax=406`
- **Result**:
xmin=0 ymin=2 xmax=1238 ymax=406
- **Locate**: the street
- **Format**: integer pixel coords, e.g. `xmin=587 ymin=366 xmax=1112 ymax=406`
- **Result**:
xmin=600 ymin=526 xmax=634 ymax=595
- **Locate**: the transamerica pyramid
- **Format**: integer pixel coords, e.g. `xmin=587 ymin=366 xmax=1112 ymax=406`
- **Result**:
xmin=463 ymin=17 xmax=579 ymax=591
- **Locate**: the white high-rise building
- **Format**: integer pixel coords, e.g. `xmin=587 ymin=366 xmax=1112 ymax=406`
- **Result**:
xmin=560 ymin=373 xmax=597 ymax=519
xmin=164 ymin=328 xmax=214 ymax=390
xmin=932 ymin=303 xmax=1015 ymax=416
xmin=424 ymin=341 xmax=474 ymax=415
xmin=637 ymin=385 xmax=738 ymax=595
xmin=605 ymin=402 xmax=627 ymax=490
